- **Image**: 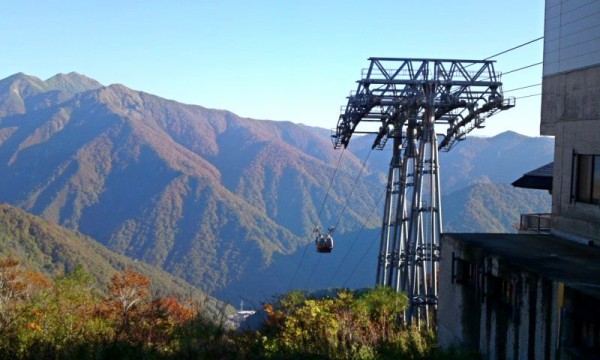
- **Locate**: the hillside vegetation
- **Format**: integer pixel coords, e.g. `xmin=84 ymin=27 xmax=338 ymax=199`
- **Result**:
xmin=0 ymin=263 xmax=474 ymax=360
xmin=0 ymin=203 xmax=231 ymax=319
xmin=443 ymin=183 xmax=551 ymax=233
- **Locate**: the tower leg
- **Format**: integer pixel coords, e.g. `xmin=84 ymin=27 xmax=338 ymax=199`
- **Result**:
xmin=395 ymin=107 xmax=441 ymax=328
xmin=376 ymin=137 xmax=402 ymax=286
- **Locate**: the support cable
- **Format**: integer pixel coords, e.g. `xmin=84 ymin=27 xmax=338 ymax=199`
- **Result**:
xmin=504 ymin=83 xmax=541 ymax=92
xmin=287 ymin=148 xmax=346 ymax=291
xmin=326 ymin=188 xmax=386 ymax=288
xmin=304 ymin=253 xmax=324 ymax=290
xmin=483 ymin=37 xmax=543 ymax=60
xmin=502 ymin=62 xmax=543 ymax=75
xmin=463 ymin=36 xmax=543 ymax=70
xmin=304 ymin=148 xmax=373 ymax=288
xmin=342 ymin=228 xmax=382 ymax=288
xmin=317 ymin=148 xmax=346 ymax=221
xmin=479 ymin=61 xmax=543 ymax=81
xmin=333 ymin=148 xmax=373 ymax=231
xmin=515 ymin=93 xmax=541 ymax=100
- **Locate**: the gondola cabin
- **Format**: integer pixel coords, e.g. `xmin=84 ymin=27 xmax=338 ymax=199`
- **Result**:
xmin=316 ymin=234 xmax=333 ymax=253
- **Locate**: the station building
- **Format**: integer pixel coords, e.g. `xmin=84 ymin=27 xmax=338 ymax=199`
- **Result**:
xmin=438 ymin=1 xmax=600 ymax=358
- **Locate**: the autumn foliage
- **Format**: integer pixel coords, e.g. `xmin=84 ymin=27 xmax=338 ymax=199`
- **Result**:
xmin=0 ymin=259 xmax=476 ymax=359
xmin=0 ymin=259 xmax=209 ymax=359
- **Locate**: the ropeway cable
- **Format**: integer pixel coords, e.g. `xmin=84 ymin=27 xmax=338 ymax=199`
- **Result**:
xmin=304 ymin=147 xmax=373 ymax=289
xmin=342 ymin=228 xmax=382 ymax=288
xmin=333 ymin=148 xmax=373 ymax=231
xmin=502 ymin=62 xmax=543 ymax=76
xmin=504 ymin=83 xmax=541 ymax=93
xmin=515 ymin=93 xmax=541 ymax=100
xmin=287 ymin=148 xmax=346 ymax=291
xmin=483 ymin=37 xmax=543 ymax=60
xmin=326 ymin=188 xmax=386 ymax=288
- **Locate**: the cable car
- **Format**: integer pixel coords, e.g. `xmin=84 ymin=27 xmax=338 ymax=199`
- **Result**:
xmin=314 ymin=226 xmax=335 ymax=253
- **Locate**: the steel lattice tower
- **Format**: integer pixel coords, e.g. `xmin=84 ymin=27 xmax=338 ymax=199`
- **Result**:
xmin=332 ymin=58 xmax=514 ymax=327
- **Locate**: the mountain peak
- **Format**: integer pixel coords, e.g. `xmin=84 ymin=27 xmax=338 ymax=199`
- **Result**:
xmin=0 ymin=73 xmax=50 ymax=117
xmin=0 ymin=72 xmax=46 ymax=90
xmin=491 ymin=130 xmax=530 ymax=140
xmin=45 ymin=72 xmax=103 ymax=95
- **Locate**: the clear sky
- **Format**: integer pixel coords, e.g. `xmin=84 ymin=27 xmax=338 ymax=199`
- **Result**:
xmin=0 ymin=0 xmax=545 ymax=137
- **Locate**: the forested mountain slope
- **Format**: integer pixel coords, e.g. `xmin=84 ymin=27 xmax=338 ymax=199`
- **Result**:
xmin=0 ymin=72 xmax=553 ymax=303
xmin=0 ymin=203 xmax=231 ymax=318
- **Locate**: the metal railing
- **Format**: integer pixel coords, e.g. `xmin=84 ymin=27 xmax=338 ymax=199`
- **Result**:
xmin=519 ymin=213 xmax=551 ymax=233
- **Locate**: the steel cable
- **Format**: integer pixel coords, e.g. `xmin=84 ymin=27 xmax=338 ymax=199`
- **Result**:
xmin=287 ymin=148 xmax=346 ymax=291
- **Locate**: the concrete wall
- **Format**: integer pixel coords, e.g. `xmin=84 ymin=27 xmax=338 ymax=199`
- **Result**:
xmin=541 ymin=66 xmax=600 ymax=243
xmin=543 ymin=0 xmax=600 ymax=77
xmin=439 ymin=236 xmax=560 ymax=359
xmin=541 ymin=65 xmax=600 ymax=135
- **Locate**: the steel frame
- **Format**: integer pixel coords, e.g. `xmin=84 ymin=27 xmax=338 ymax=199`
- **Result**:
xmin=332 ymin=58 xmax=514 ymax=328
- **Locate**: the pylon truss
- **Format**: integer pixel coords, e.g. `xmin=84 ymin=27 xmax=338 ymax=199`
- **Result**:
xmin=332 ymin=58 xmax=514 ymax=328
xmin=332 ymin=58 xmax=514 ymax=151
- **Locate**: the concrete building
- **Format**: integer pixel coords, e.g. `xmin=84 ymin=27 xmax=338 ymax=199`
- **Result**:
xmin=438 ymin=1 xmax=600 ymax=358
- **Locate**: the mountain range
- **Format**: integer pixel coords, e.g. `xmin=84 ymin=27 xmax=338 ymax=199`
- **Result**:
xmin=0 ymin=72 xmax=553 ymax=304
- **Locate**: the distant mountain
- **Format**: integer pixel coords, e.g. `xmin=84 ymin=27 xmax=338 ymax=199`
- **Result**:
xmin=0 ymin=73 xmax=381 ymax=299
xmin=442 ymin=183 xmax=551 ymax=233
xmin=0 ymin=72 xmax=102 ymax=117
xmin=0 ymin=72 xmax=555 ymax=304
xmin=439 ymin=131 xmax=554 ymax=193
xmin=349 ymin=130 xmax=554 ymax=194
xmin=0 ymin=203 xmax=231 ymax=319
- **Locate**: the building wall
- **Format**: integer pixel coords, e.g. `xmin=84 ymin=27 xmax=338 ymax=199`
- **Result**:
xmin=543 ymin=0 xmax=600 ymax=77
xmin=438 ymin=236 xmax=560 ymax=359
xmin=541 ymin=0 xmax=600 ymax=243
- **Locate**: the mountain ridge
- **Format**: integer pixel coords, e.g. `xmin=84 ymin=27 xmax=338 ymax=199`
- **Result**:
xmin=0 ymin=72 xmax=554 ymax=303
xmin=0 ymin=72 xmax=382 ymax=297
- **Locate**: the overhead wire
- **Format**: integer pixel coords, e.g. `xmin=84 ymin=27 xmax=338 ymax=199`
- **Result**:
xmin=287 ymin=148 xmax=346 ymax=291
xmin=304 ymin=147 xmax=374 ymax=289
xmin=501 ymin=62 xmax=543 ymax=75
xmin=477 ymin=61 xmax=543 ymax=83
xmin=326 ymin=188 xmax=386 ymax=288
xmin=342 ymin=228 xmax=382 ymax=288
xmin=503 ymin=83 xmax=541 ymax=93
xmin=463 ymin=36 xmax=543 ymax=70
xmin=483 ymin=37 xmax=543 ymax=60
xmin=333 ymin=148 xmax=373 ymax=231
xmin=515 ymin=93 xmax=541 ymax=100
xmin=317 ymin=147 xmax=346 ymax=221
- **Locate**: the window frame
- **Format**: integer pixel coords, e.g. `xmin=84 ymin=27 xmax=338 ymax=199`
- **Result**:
xmin=573 ymin=153 xmax=600 ymax=205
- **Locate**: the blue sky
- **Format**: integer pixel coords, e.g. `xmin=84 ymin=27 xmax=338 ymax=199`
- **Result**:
xmin=1 ymin=0 xmax=545 ymax=137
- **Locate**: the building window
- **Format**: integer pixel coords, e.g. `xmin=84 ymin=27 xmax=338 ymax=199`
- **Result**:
xmin=485 ymin=275 xmax=517 ymax=317
xmin=455 ymin=258 xmax=476 ymax=288
xmin=575 ymin=154 xmax=600 ymax=204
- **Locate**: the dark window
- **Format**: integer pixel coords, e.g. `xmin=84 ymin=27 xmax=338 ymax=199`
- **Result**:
xmin=575 ymin=154 xmax=600 ymax=204
xmin=486 ymin=275 xmax=515 ymax=315
xmin=455 ymin=258 xmax=476 ymax=288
